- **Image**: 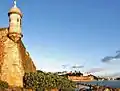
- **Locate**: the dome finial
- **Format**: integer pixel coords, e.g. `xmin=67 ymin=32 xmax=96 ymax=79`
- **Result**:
xmin=13 ymin=0 xmax=17 ymax=7
xmin=8 ymin=0 xmax=23 ymax=17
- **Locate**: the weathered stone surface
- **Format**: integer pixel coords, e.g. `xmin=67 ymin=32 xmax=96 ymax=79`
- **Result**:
xmin=0 ymin=28 xmax=36 ymax=87
xmin=19 ymin=41 xmax=36 ymax=73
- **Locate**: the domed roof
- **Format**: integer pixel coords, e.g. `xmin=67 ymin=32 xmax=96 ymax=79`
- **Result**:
xmin=8 ymin=0 xmax=22 ymax=17
xmin=8 ymin=7 xmax=22 ymax=17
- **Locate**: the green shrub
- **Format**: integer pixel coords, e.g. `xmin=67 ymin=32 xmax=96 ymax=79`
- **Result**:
xmin=23 ymin=70 xmax=76 ymax=90
xmin=0 ymin=80 xmax=8 ymax=89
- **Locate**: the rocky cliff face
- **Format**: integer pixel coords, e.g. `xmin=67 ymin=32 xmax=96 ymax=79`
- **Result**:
xmin=0 ymin=28 xmax=36 ymax=87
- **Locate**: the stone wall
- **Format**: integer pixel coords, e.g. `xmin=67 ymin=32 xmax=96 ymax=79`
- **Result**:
xmin=68 ymin=76 xmax=94 ymax=82
xmin=0 ymin=28 xmax=36 ymax=87
xmin=1 ymin=37 xmax=24 ymax=87
xmin=19 ymin=41 xmax=36 ymax=73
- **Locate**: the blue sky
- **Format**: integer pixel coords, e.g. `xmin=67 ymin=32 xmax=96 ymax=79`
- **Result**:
xmin=0 ymin=0 xmax=120 ymax=76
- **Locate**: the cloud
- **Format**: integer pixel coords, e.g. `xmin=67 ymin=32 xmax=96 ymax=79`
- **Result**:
xmin=114 ymin=51 xmax=120 ymax=58
xmin=62 ymin=64 xmax=70 ymax=68
xmin=102 ymin=56 xmax=114 ymax=62
xmin=111 ymin=72 xmax=120 ymax=77
xmin=86 ymin=68 xmax=105 ymax=73
xmin=101 ymin=50 xmax=120 ymax=63
xmin=71 ymin=65 xmax=84 ymax=68
xmin=106 ymin=72 xmax=120 ymax=78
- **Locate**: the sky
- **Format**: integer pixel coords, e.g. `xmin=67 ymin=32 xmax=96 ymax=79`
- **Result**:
xmin=0 ymin=0 xmax=120 ymax=76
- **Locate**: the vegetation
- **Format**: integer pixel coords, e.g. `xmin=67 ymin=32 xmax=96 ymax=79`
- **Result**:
xmin=23 ymin=70 xmax=76 ymax=90
xmin=115 ymin=77 xmax=120 ymax=80
xmin=58 ymin=71 xmax=83 ymax=77
xmin=67 ymin=71 xmax=83 ymax=76
xmin=0 ymin=80 xmax=8 ymax=89
xmin=88 ymin=74 xmax=98 ymax=80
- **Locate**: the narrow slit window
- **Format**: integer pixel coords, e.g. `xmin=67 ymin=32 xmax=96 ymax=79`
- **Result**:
xmin=20 ymin=19 xmax=22 ymax=26
xmin=17 ymin=18 xmax=19 ymax=22
xmin=9 ymin=18 xmax=11 ymax=22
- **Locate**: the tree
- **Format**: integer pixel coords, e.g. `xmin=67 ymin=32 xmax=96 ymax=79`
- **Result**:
xmin=23 ymin=70 xmax=76 ymax=90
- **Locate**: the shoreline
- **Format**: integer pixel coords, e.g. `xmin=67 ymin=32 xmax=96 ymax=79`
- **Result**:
xmin=77 ymin=83 xmax=120 ymax=91
xmin=75 ymin=80 xmax=120 ymax=82
xmin=76 ymin=80 xmax=120 ymax=91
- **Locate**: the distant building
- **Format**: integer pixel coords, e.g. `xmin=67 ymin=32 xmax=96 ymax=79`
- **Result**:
xmin=0 ymin=0 xmax=36 ymax=87
xmin=68 ymin=75 xmax=95 ymax=82
xmin=60 ymin=71 xmax=95 ymax=82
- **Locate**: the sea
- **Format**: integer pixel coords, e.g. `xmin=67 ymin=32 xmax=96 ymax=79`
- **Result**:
xmin=78 ymin=80 xmax=120 ymax=88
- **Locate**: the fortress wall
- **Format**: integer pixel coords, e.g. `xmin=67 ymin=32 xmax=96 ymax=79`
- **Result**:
xmin=0 ymin=28 xmax=36 ymax=87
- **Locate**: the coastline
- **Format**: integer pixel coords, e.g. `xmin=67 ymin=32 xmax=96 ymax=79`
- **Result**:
xmin=76 ymin=82 xmax=120 ymax=91
xmin=76 ymin=80 xmax=120 ymax=88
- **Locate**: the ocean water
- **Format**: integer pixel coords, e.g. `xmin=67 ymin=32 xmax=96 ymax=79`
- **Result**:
xmin=80 ymin=80 xmax=120 ymax=88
